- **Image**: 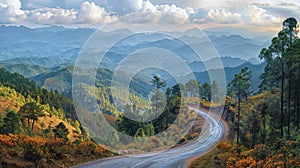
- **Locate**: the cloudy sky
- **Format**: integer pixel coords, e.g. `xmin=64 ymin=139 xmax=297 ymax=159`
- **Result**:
xmin=0 ymin=0 xmax=299 ymax=31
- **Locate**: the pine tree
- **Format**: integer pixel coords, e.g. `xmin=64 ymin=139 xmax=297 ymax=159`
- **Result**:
xmin=53 ymin=122 xmax=69 ymax=141
xmin=259 ymin=17 xmax=299 ymax=138
xmin=228 ymin=67 xmax=252 ymax=148
xmin=151 ymin=76 xmax=166 ymax=117
xmin=18 ymin=102 xmax=45 ymax=131
xmin=3 ymin=111 xmax=22 ymax=134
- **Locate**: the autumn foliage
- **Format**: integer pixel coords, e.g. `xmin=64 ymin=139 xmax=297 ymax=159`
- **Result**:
xmin=0 ymin=132 xmax=110 ymax=165
xmin=214 ymin=141 xmax=300 ymax=168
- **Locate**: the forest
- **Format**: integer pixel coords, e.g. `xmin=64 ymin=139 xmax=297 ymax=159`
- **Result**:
xmin=191 ymin=17 xmax=300 ymax=168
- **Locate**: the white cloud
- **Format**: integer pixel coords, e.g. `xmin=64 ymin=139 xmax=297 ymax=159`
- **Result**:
xmin=207 ymin=8 xmax=242 ymax=24
xmin=243 ymin=5 xmax=282 ymax=26
xmin=195 ymin=5 xmax=282 ymax=26
xmin=0 ymin=0 xmax=24 ymax=23
xmin=0 ymin=0 xmax=117 ymax=25
xmin=0 ymin=0 xmax=292 ymax=28
xmin=120 ymin=0 xmax=195 ymax=25
xmin=25 ymin=8 xmax=77 ymax=24
xmin=0 ymin=0 xmax=23 ymax=14
xmin=77 ymin=1 xmax=117 ymax=24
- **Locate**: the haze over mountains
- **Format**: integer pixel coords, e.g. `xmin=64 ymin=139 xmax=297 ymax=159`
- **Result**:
xmin=0 ymin=25 xmax=269 ymax=62
xmin=0 ymin=25 xmax=271 ymax=93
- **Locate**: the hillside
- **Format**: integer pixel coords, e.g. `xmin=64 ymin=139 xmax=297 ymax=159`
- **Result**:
xmin=0 ymin=71 xmax=112 ymax=167
xmin=0 ymin=86 xmax=80 ymax=140
xmin=191 ymin=20 xmax=300 ymax=168
xmin=0 ymin=63 xmax=48 ymax=78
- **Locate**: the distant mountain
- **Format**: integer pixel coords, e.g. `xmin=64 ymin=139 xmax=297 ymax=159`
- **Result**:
xmin=1 ymin=57 xmax=58 ymax=67
xmin=0 ymin=63 xmax=48 ymax=77
xmin=0 ymin=25 xmax=272 ymax=68
xmin=30 ymin=66 xmax=152 ymax=98
xmin=0 ymin=25 xmax=95 ymax=62
xmin=247 ymin=58 xmax=261 ymax=65
xmin=30 ymin=66 xmax=74 ymax=97
xmin=181 ymin=62 xmax=266 ymax=92
xmin=203 ymin=26 xmax=275 ymax=40
xmin=209 ymin=35 xmax=268 ymax=59
xmin=189 ymin=56 xmax=246 ymax=72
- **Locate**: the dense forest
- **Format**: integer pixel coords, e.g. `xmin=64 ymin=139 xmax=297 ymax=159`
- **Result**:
xmin=191 ymin=18 xmax=300 ymax=168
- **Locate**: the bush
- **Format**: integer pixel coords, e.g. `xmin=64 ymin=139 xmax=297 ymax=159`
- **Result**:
xmin=24 ymin=144 xmax=44 ymax=161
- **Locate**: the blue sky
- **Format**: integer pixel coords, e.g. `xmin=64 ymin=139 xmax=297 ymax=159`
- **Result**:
xmin=0 ymin=0 xmax=299 ymax=31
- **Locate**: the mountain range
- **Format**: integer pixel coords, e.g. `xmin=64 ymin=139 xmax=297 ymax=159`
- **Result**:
xmin=0 ymin=25 xmax=270 ymax=96
xmin=0 ymin=25 xmax=268 ymax=66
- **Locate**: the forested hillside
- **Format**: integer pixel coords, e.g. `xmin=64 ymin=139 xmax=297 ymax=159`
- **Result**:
xmin=191 ymin=18 xmax=300 ymax=168
xmin=0 ymin=70 xmax=113 ymax=167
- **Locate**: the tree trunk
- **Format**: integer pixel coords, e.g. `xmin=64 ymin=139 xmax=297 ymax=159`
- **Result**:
xmin=11 ymin=121 xmax=14 ymax=133
xmin=280 ymin=60 xmax=284 ymax=138
xmin=297 ymin=95 xmax=300 ymax=130
xmin=155 ymin=93 xmax=158 ymax=117
xmin=287 ymin=61 xmax=291 ymax=139
xmin=237 ymin=94 xmax=241 ymax=148
xmin=31 ymin=120 xmax=35 ymax=131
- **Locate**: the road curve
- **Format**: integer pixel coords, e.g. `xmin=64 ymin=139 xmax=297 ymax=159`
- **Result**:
xmin=73 ymin=107 xmax=225 ymax=168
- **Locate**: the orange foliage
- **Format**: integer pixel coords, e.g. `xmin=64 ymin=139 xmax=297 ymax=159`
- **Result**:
xmin=0 ymin=134 xmax=109 ymax=161
xmin=214 ymin=141 xmax=300 ymax=168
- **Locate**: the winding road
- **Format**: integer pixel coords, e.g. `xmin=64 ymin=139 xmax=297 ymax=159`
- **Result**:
xmin=73 ymin=107 xmax=225 ymax=168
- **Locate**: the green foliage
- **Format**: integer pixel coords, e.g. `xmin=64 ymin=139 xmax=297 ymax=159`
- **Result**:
xmin=53 ymin=122 xmax=69 ymax=142
xmin=144 ymin=123 xmax=155 ymax=136
xmin=185 ymin=79 xmax=200 ymax=97
xmin=23 ymin=126 xmax=36 ymax=137
xmin=18 ymin=102 xmax=45 ymax=130
xmin=201 ymin=82 xmax=211 ymax=101
xmin=0 ymin=113 xmax=3 ymax=127
xmin=228 ymin=66 xmax=252 ymax=147
xmin=109 ymin=131 xmax=119 ymax=146
xmin=0 ymin=68 xmax=76 ymax=120
xmin=116 ymin=82 xmax=183 ymax=139
xmin=3 ymin=111 xmax=22 ymax=134
xmin=151 ymin=76 xmax=166 ymax=117
xmin=42 ymin=126 xmax=53 ymax=138
xmin=228 ymin=67 xmax=252 ymax=100
xmin=74 ymin=120 xmax=81 ymax=134
xmin=134 ymin=128 xmax=146 ymax=137
xmin=151 ymin=75 xmax=166 ymax=89
xmin=23 ymin=143 xmax=43 ymax=161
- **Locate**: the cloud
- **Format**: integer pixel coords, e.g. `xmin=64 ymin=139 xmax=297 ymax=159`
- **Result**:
xmin=119 ymin=0 xmax=195 ymax=25
xmin=243 ymin=5 xmax=282 ymax=26
xmin=0 ymin=0 xmax=117 ymax=25
xmin=77 ymin=1 xmax=117 ymax=24
xmin=25 ymin=8 xmax=77 ymax=24
xmin=0 ymin=0 xmax=293 ymax=28
xmin=0 ymin=0 xmax=24 ymax=23
xmin=190 ymin=5 xmax=282 ymax=26
xmin=207 ymin=8 xmax=242 ymax=24
xmin=108 ymin=0 xmax=143 ymax=15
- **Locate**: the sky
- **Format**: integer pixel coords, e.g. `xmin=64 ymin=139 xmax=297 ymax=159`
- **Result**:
xmin=0 ymin=0 xmax=299 ymax=31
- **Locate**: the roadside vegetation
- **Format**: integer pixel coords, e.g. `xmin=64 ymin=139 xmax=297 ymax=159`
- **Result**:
xmin=191 ymin=17 xmax=300 ymax=168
